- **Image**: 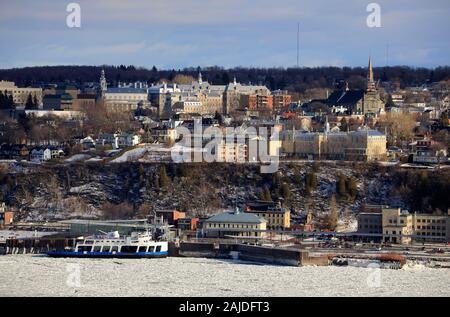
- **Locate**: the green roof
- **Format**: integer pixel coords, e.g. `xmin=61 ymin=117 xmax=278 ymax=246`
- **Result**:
xmin=204 ymin=211 xmax=265 ymax=224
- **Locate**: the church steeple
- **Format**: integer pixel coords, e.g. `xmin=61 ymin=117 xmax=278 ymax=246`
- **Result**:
xmin=367 ymin=57 xmax=376 ymax=92
xmin=198 ymin=72 xmax=203 ymax=85
xmin=100 ymin=69 xmax=107 ymax=92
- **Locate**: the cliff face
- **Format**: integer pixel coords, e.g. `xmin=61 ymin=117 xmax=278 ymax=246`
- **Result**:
xmin=1 ymin=161 xmax=447 ymax=221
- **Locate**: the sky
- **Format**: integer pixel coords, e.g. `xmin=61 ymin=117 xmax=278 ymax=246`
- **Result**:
xmin=0 ymin=0 xmax=449 ymax=69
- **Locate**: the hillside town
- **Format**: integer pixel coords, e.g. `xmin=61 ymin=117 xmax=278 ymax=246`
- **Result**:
xmin=0 ymin=58 xmax=449 ymax=269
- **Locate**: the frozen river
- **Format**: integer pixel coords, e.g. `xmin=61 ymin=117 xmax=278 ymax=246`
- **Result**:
xmin=0 ymin=255 xmax=449 ymax=297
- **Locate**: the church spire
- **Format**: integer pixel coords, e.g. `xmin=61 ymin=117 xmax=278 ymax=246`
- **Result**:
xmin=367 ymin=57 xmax=376 ymax=92
xmin=198 ymin=71 xmax=203 ymax=85
xmin=100 ymin=69 xmax=107 ymax=92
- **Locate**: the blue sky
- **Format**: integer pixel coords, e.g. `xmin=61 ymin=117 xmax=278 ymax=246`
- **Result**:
xmin=0 ymin=0 xmax=449 ymax=69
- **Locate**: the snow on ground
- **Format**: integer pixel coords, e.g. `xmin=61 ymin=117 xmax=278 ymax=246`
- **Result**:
xmin=0 ymin=255 xmax=449 ymax=297
xmin=111 ymin=148 xmax=148 ymax=163
xmin=65 ymin=154 xmax=91 ymax=162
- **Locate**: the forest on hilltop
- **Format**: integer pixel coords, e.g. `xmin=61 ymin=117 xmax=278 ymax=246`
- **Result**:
xmin=1 ymin=65 xmax=450 ymax=93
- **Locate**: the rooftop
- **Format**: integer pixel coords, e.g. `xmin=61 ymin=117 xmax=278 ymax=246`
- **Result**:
xmin=204 ymin=210 xmax=266 ymax=224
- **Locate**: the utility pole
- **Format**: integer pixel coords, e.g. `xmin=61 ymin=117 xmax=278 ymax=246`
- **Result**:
xmin=296 ymin=22 xmax=300 ymax=68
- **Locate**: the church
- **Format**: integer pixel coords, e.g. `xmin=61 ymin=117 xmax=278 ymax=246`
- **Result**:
xmin=326 ymin=58 xmax=385 ymax=116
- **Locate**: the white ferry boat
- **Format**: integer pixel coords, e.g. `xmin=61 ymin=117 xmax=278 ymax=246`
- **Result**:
xmin=46 ymin=230 xmax=168 ymax=259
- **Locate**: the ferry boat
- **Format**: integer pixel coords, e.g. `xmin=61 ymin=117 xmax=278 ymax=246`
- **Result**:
xmin=46 ymin=230 xmax=168 ymax=259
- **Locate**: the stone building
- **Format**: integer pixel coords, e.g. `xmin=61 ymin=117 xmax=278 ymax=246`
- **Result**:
xmin=0 ymin=80 xmax=43 ymax=107
xmin=282 ymin=126 xmax=387 ymax=161
xmin=358 ymin=207 xmax=450 ymax=244
xmin=203 ymin=208 xmax=267 ymax=238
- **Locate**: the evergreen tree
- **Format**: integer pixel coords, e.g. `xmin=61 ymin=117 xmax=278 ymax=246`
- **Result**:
xmin=281 ymin=183 xmax=291 ymax=199
xmin=337 ymin=174 xmax=347 ymax=197
xmin=305 ymin=171 xmax=317 ymax=194
xmin=340 ymin=117 xmax=348 ymax=132
xmin=158 ymin=165 xmax=170 ymax=187
xmin=385 ymin=94 xmax=396 ymax=109
xmin=324 ymin=194 xmax=338 ymax=231
xmin=260 ymin=186 xmax=272 ymax=202
xmin=347 ymin=177 xmax=358 ymax=201
xmin=25 ymin=93 xmax=34 ymax=110
xmin=33 ymin=95 xmax=38 ymax=108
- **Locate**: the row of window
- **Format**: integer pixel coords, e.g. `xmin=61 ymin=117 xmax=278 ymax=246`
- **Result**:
xmin=77 ymin=245 xmax=162 ymax=253
xmin=417 ymin=219 xmax=446 ymax=224
xmin=416 ymin=225 xmax=446 ymax=230
xmin=208 ymin=223 xmax=259 ymax=229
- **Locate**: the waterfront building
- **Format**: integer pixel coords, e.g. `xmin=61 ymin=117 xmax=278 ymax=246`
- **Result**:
xmin=155 ymin=210 xmax=186 ymax=226
xmin=203 ymin=208 xmax=267 ymax=238
xmin=245 ymin=201 xmax=291 ymax=230
xmin=177 ymin=218 xmax=199 ymax=231
xmin=357 ymin=207 xmax=450 ymax=244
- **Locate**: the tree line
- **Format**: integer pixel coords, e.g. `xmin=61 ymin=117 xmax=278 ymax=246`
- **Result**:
xmin=1 ymin=65 xmax=449 ymax=93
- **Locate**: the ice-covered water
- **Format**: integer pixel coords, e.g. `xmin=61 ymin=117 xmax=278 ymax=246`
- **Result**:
xmin=0 ymin=255 xmax=449 ymax=297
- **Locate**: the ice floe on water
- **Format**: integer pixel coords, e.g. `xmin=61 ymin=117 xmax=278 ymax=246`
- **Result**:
xmin=0 ymin=255 xmax=449 ymax=297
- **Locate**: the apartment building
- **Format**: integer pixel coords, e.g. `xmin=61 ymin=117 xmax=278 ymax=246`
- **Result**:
xmin=283 ymin=128 xmax=387 ymax=161
xmin=103 ymin=87 xmax=150 ymax=112
xmin=358 ymin=207 xmax=450 ymax=244
xmin=245 ymin=201 xmax=290 ymax=229
xmin=0 ymin=80 xmax=43 ymax=107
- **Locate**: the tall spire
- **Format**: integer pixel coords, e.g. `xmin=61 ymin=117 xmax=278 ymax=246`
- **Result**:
xmin=198 ymin=72 xmax=203 ymax=85
xmin=100 ymin=69 xmax=107 ymax=92
xmin=367 ymin=57 xmax=376 ymax=92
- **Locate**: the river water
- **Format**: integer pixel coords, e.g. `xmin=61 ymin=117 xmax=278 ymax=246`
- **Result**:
xmin=0 ymin=255 xmax=449 ymax=296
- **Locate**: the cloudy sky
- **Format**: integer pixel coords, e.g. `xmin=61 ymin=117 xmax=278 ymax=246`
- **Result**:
xmin=0 ymin=0 xmax=449 ymax=69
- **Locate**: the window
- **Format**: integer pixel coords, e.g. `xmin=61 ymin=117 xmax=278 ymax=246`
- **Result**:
xmin=102 ymin=246 xmax=111 ymax=253
xmin=93 ymin=246 xmax=102 ymax=252
xmin=111 ymin=246 xmax=119 ymax=252
xmin=78 ymin=246 xmax=92 ymax=252
xmin=121 ymin=246 xmax=138 ymax=253
xmin=155 ymin=246 xmax=162 ymax=252
xmin=147 ymin=246 xmax=155 ymax=253
xmin=138 ymin=246 xmax=147 ymax=253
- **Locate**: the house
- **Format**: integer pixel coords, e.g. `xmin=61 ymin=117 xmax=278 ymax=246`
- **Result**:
xmin=202 ymin=208 xmax=267 ymax=238
xmin=412 ymin=138 xmax=448 ymax=164
xmin=117 ymin=132 xmax=141 ymax=148
xmin=0 ymin=203 xmax=14 ymax=226
xmin=29 ymin=146 xmax=64 ymax=162
xmin=97 ymin=132 xmax=142 ymax=149
xmin=0 ymin=144 xmax=29 ymax=160
xmin=79 ymin=136 xmax=96 ymax=150
xmin=30 ymin=147 xmax=52 ymax=162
